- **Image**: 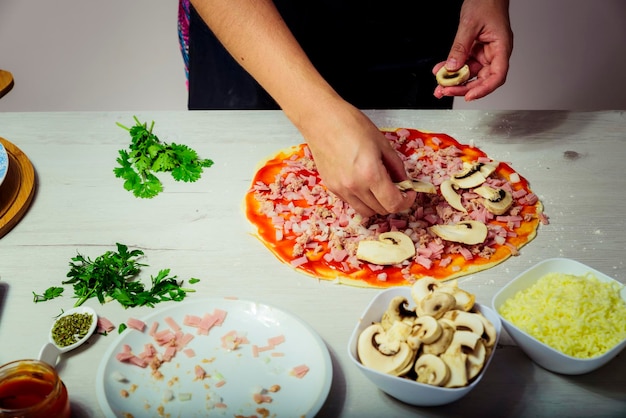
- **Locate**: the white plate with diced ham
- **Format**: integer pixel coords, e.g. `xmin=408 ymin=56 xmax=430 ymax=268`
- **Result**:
xmin=96 ymin=297 xmax=332 ymax=417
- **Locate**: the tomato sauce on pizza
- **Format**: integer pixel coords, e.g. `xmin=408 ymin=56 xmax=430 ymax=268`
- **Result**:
xmin=245 ymin=128 xmax=546 ymax=288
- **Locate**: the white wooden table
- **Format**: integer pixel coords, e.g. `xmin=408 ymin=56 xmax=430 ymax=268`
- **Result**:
xmin=0 ymin=110 xmax=624 ymax=417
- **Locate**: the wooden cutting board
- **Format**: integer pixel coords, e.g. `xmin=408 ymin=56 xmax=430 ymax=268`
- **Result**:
xmin=0 ymin=70 xmax=14 ymax=98
xmin=0 ymin=137 xmax=36 ymax=238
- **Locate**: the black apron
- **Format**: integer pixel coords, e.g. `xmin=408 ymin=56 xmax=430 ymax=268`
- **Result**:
xmin=188 ymin=1 xmax=462 ymax=110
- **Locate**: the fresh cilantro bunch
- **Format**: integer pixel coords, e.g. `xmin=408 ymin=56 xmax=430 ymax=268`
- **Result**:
xmin=33 ymin=243 xmax=198 ymax=308
xmin=114 ymin=116 xmax=214 ymax=198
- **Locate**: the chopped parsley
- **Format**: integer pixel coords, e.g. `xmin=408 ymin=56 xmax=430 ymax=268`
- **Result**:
xmin=32 ymin=243 xmax=199 ymax=309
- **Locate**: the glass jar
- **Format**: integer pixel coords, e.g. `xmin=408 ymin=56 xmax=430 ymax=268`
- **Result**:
xmin=0 ymin=359 xmax=70 ymax=418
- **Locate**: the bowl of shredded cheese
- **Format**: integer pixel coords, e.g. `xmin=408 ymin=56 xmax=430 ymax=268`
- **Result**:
xmin=492 ymin=258 xmax=626 ymax=375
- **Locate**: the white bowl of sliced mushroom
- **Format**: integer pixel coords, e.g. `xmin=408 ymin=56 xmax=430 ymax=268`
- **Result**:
xmin=347 ymin=279 xmax=501 ymax=406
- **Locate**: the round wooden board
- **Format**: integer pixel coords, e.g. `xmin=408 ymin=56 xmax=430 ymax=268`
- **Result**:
xmin=0 ymin=70 xmax=14 ymax=98
xmin=0 ymin=137 xmax=36 ymax=238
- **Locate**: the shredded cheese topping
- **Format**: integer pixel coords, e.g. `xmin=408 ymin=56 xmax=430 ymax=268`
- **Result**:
xmin=499 ymin=272 xmax=626 ymax=358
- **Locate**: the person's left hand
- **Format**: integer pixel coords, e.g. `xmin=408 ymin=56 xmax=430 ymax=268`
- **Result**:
xmin=433 ymin=0 xmax=513 ymax=102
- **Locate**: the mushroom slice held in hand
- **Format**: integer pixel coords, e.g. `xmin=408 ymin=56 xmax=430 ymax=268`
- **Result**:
xmin=357 ymin=323 xmax=416 ymax=376
xmin=395 ymin=179 xmax=437 ymax=194
xmin=356 ymin=231 xmax=416 ymax=265
xmin=473 ymin=184 xmax=513 ymax=215
xmin=429 ymin=221 xmax=488 ymax=245
xmin=435 ymin=64 xmax=471 ymax=87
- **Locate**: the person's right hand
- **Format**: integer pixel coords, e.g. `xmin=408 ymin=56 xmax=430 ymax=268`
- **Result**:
xmin=191 ymin=0 xmax=415 ymax=217
xmin=296 ymin=98 xmax=416 ymax=218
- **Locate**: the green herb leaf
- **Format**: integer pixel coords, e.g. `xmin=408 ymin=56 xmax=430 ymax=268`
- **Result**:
xmin=33 ymin=286 xmax=64 ymax=303
xmin=188 ymin=278 xmax=200 ymax=284
xmin=114 ymin=117 xmax=214 ymax=198
xmin=31 ymin=243 xmax=196 ymax=310
xmin=118 ymin=323 xmax=127 ymax=334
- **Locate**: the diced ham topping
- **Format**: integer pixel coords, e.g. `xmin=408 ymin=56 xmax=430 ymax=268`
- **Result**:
xmin=251 ymin=130 xmax=549 ymax=284
xmin=290 ymin=364 xmax=310 ymax=379
xmin=126 ymin=317 xmax=146 ymax=332
xmin=97 ymin=316 xmax=115 ymax=334
xmin=148 ymin=321 xmax=159 ymax=336
xmin=253 ymin=393 xmax=273 ymax=404
xmin=194 ymin=365 xmax=207 ymax=380
xmin=114 ymin=300 xmax=310 ymax=418
xmin=164 ymin=316 xmax=181 ymax=332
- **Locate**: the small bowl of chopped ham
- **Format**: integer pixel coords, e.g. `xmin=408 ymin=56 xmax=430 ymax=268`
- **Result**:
xmin=492 ymin=257 xmax=626 ymax=375
xmin=347 ymin=282 xmax=501 ymax=406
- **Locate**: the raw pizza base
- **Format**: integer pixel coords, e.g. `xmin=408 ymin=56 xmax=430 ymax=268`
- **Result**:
xmin=245 ymin=128 xmax=544 ymax=288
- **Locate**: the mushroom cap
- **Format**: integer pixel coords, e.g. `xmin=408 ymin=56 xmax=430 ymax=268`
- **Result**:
xmin=443 ymin=310 xmax=485 ymax=336
xmin=395 ymin=179 xmax=437 ymax=194
xmin=415 ymin=353 xmax=450 ymax=387
xmin=410 ymin=315 xmax=443 ymax=345
xmin=356 ymin=231 xmax=416 ymax=265
xmin=467 ymin=340 xmax=487 ymax=380
xmin=422 ymin=319 xmax=456 ymax=355
xmin=429 ymin=221 xmax=488 ymax=245
xmin=440 ymin=179 xmax=467 ymax=213
xmin=474 ymin=184 xmax=514 ymax=215
xmin=357 ymin=323 xmax=416 ymax=376
xmin=381 ymin=296 xmax=417 ymax=330
xmin=474 ymin=310 xmax=498 ymax=348
xmin=438 ymin=286 xmax=476 ymax=312
xmin=445 ymin=330 xmax=487 ymax=381
xmin=435 ymin=64 xmax=470 ymax=87
xmin=446 ymin=330 xmax=482 ymax=353
xmin=410 ymin=276 xmax=442 ymax=303
xmin=451 ymin=161 xmax=498 ymax=189
xmin=417 ymin=291 xmax=456 ymax=319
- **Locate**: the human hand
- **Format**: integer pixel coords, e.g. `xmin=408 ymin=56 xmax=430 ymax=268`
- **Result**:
xmin=433 ymin=0 xmax=513 ymax=101
xmin=192 ymin=1 xmax=414 ymax=217
xmin=298 ymin=100 xmax=416 ymax=218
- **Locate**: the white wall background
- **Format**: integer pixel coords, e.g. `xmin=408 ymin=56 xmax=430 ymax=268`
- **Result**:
xmin=1 ymin=0 xmax=625 ymax=112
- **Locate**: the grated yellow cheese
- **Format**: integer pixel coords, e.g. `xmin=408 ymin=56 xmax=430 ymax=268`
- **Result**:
xmin=499 ymin=272 xmax=626 ymax=358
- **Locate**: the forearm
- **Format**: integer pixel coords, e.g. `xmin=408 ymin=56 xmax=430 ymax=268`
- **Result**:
xmin=190 ymin=0 xmax=342 ymax=129
xmin=191 ymin=0 xmax=414 ymax=216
